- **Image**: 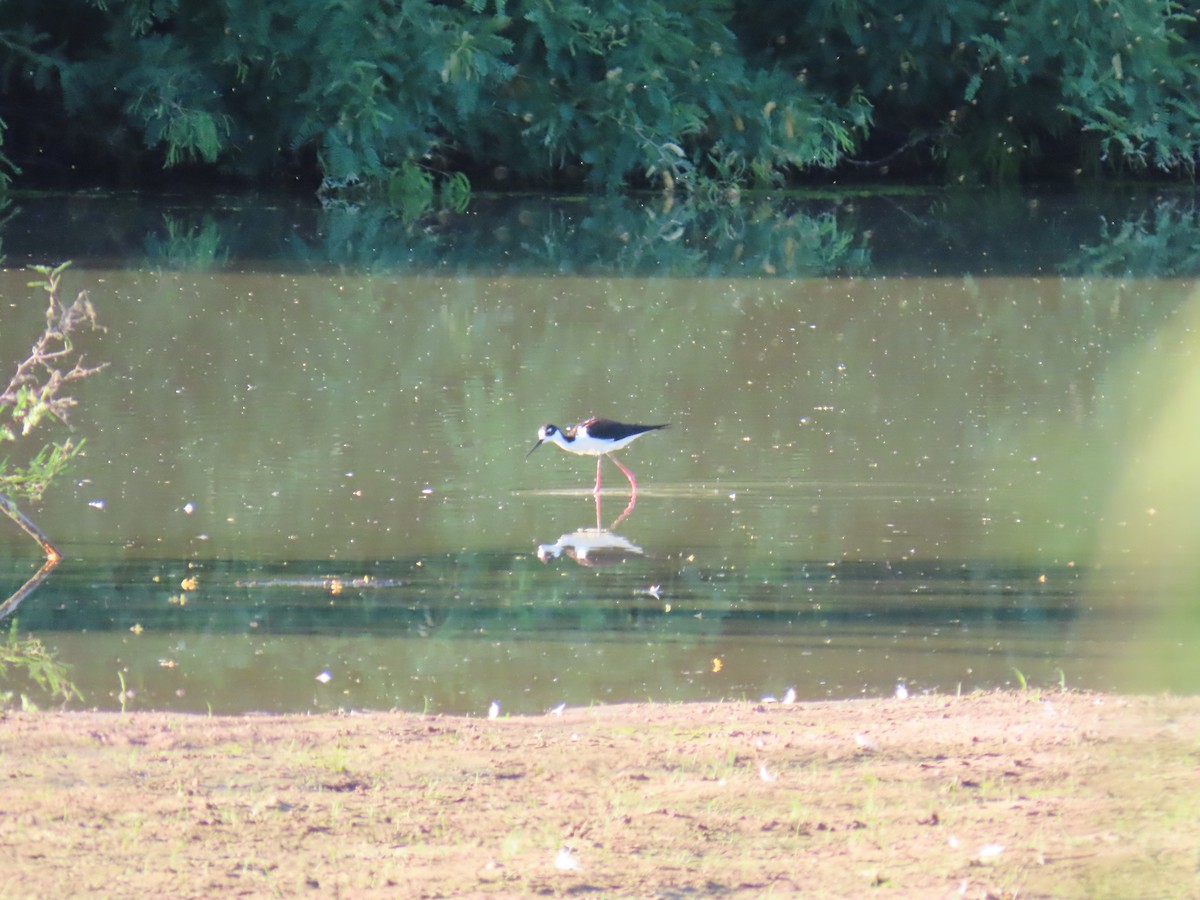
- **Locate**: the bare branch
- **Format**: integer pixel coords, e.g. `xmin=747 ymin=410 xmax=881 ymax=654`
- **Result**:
xmin=2 ymin=275 xmax=108 ymax=432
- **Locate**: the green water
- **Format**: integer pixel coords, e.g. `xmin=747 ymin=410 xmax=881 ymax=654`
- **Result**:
xmin=2 ymin=192 xmax=1199 ymax=712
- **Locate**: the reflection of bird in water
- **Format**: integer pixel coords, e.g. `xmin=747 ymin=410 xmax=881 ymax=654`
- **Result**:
xmin=527 ymin=417 xmax=668 ymax=496
xmin=414 ymin=604 xmax=448 ymax=638
xmin=537 ymin=528 xmax=644 ymax=567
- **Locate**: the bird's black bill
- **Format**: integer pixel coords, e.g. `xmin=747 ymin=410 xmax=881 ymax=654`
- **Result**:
xmin=525 ymin=439 xmax=544 ymax=458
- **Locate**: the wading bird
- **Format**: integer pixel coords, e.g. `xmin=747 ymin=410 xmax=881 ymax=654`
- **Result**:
xmin=526 ymin=417 xmax=668 ymax=497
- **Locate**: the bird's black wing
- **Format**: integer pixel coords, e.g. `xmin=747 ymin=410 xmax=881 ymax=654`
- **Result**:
xmin=583 ymin=417 xmax=670 ymax=440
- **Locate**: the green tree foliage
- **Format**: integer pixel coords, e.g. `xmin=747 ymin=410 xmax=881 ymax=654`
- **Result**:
xmin=738 ymin=0 xmax=1200 ymax=181
xmin=0 ymin=0 xmax=1195 ymax=189
xmin=0 ymin=0 xmax=869 ymax=191
xmin=0 ymin=119 xmax=17 ymax=191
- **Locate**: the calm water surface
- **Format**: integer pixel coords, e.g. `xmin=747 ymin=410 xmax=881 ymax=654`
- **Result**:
xmin=1 ymin=192 xmax=1199 ymax=712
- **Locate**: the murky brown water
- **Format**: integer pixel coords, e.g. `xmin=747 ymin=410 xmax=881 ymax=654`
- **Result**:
xmin=2 ymin=193 xmax=1199 ymax=712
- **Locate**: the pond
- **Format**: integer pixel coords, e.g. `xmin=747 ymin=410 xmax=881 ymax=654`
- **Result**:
xmin=2 ymin=190 xmax=1199 ymax=714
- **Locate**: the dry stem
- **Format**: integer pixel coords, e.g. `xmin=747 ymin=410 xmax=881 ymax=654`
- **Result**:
xmin=2 ymin=284 xmax=107 ymax=433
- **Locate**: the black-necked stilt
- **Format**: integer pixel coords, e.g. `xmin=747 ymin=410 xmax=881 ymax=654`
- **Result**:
xmin=527 ymin=417 xmax=668 ymax=496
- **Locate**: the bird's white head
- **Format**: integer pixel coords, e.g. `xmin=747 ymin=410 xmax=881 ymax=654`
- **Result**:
xmin=527 ymin=424 xmax=562 ymax=457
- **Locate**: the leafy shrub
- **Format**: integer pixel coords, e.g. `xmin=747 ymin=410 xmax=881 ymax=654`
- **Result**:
xmin=0 ymin=0 xmax=1195 ymax=188
xmin=0 ymin=620 xmax=81 ymax=709
xmin=739 ymin=0 xmax=1200 ymax=182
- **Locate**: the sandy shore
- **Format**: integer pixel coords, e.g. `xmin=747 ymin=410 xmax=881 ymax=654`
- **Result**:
xmin=0 ymin=690 xmax=1197 ymax=898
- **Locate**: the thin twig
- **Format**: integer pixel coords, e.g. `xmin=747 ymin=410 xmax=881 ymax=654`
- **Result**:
xmin=0 ymin=554 xmax=60 ymax=621
xmin=0 ymin=493 xmax=62 ymax=563
xmin=0 ymin=492 xmax=62 ymax=621
xmin=1 ymin=288 xmax=106 ymax=430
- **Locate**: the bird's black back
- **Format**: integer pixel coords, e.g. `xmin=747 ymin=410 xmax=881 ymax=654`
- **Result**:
xmin=580 ymin=417 xmax=669 ymax=440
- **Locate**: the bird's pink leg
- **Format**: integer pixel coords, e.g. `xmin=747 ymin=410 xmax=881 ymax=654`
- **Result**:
xmin=594 ymin=456 xmax=603 ymax=496
xmin=608 ymin=454 xmax=638 ymax=497
xmin=609 ymin=491 xmax=636 ymax=530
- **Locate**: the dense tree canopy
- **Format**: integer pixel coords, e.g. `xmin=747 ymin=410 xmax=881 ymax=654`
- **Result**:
xmin=0 ymin=0 xmax=1196 ymax=195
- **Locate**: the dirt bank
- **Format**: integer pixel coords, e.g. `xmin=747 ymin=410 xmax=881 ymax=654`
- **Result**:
xmin=1 ymin=691 xmax=1197 ymax=898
